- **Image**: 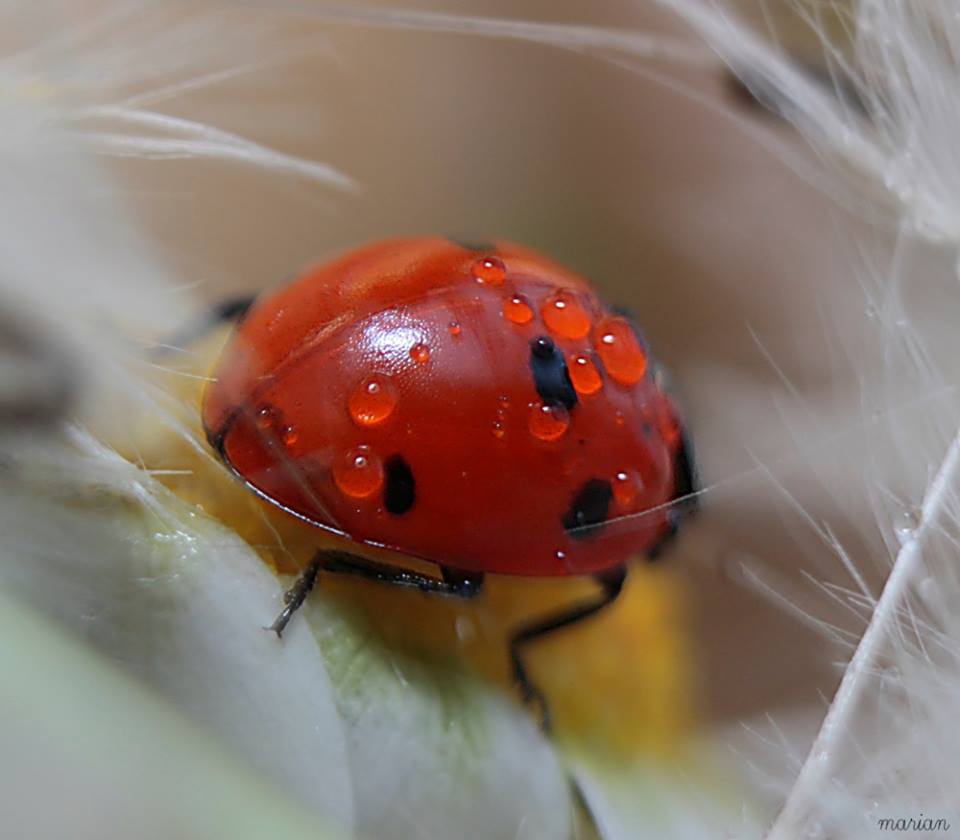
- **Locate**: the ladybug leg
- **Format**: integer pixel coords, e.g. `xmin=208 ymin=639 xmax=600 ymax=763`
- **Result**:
xmin=508 ymin=566 xmax=627 ymax=732
xmin=266 ymin=556 xmax=321 ymax=637
xmin=267 ymin=550 xmax=484 ymax=637
xmin=318 ymin=550 xmax=484 ymax=597
xmin=151 ymin=293 xmax=256 ymax=355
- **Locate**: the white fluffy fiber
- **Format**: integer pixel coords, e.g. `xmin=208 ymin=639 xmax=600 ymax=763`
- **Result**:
xmin=663 ymin=3 xmax=960 ymax=837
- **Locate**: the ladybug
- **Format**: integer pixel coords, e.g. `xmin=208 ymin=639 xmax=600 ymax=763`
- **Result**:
xmin=202 ymin=237 xmax=695 ymax=727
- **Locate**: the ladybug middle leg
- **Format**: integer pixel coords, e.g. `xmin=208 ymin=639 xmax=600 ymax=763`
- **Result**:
xmin=268 ymin=551 xmax=627 ymax=733
xmin=267 ymin=549 xmax=484 ymax=637
xmin=508 ymin=566 xmax=627 ymax=732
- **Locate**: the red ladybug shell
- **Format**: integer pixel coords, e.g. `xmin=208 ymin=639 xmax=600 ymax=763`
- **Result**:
xmin=203 ymin=238 xmax=691 ymax=577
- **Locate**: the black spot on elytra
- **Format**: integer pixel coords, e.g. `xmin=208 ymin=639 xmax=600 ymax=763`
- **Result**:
xmin=384 ymin=456 xmax=416 ymax=515
xmin=562 ymin=479 xmax=612 ymax=540
xmin=529 ymin=336 xmax=577 ymax=410
xmin=447 ymin=236 xmax=496 ymax=253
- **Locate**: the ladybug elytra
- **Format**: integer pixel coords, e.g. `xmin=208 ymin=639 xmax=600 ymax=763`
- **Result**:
xmin=202 ymin=237 xmax=695 ymax=726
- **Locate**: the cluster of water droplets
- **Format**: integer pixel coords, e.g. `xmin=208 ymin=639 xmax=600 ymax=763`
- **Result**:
xmin=255 ymin=403 xmax=299 ymax=448
xmin=324 ymin=253 xmax=655 ymax=530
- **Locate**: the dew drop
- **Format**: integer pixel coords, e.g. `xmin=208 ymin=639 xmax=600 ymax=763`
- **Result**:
xmin=554 ymin=549 xmax=567 ymax=562
xmin=503 ymin=293 xmax=533 ymax=325
xmin=528 ymin=401 xmax=570 ymax=441
xmin=569 ymin=353 xmax=602 ymax=395
xmin=255 ymin=404 xmax=279 ymax=430
xmin=595 ymin=316 xmax=648 ymax=385
xmin=448 ymin=321 xmax=462 ymax=337
xmin=614 ymin=411 xmax=625 ymax=427
xmin=281 ymin=425 xmax=300 ymax=447
xmin=541 ymin=290 xmax=591 ymax=339
xmin=472 ymin=255 xmax=506 ymax=286
xmin=333 ymin=446 xmax=384 ymax=499
xmin=894 ymin=507 xmax=921 ymax=545
xmin=613 ymin=470 xmax=642 ymax=508
xmin=492 ymin=420 xmax=506 ymax=440
xmin=409 ymin=342 xmax=431 ymax=364
xmin=348 ymin=375 xmax=398 ymax=427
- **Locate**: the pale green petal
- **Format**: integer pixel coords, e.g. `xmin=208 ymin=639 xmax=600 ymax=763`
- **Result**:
xmin=0 ymin=429 xmax=575 ymax=838
xmin=0 ymin=431 xmax=354 ymax=832
xmin=568 ymin=748 xmax=763 ymax=840
xmin=305 ymin=598 xmax=574 ymax=840
xmin=0 ymin=588 xmax=342 ymax=840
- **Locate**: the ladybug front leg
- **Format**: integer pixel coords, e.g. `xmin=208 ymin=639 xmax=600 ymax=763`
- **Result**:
xmin=267 ymin=549 xmax=484 ymax=637
xmin=508 ymin=567 xmax=627 ymax=732
xmin=318 ymin=551 xmax=485 ymax=598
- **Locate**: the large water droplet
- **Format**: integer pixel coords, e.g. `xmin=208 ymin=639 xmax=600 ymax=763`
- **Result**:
xmin=541 ymin=289 xmax=590 ymax=339
xmin=569 ymin=353 xmax=602 ymax=395
xmin=595 ymin=316 xmax=647 ymax=385
xmin=348 ymin=375 xmax=398 ymax=427
xmin=528 ymin=401 xmax=570 ymax=441
xmin=472 ymin=255 xmax=506 ymax=286
xmin=333 ymin=446 xmax=384 ymax=499
xmin=503 ymin=293 xmax=533 ymax=325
